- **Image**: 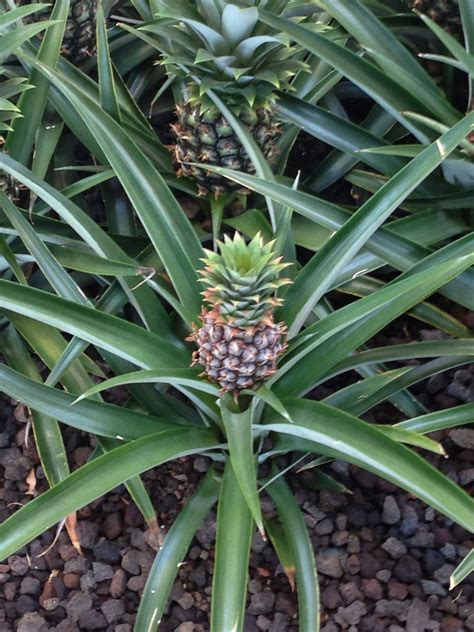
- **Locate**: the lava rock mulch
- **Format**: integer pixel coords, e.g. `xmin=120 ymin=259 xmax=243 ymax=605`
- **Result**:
xmin=0 ymin=346 xmax=473 ymax=631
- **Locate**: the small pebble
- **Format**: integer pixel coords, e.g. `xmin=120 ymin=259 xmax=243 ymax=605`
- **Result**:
xmin=382 ymin=496 xmax=401 ymax=525
xmin=100 ymin=599 xmax=125 ymax=624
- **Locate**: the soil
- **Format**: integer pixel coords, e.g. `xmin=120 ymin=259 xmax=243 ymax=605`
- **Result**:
xmin=1 ymin=314 xmax=473 ymax=632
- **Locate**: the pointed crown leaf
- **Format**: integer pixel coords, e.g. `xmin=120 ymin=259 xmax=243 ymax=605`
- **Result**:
xmin=146 ymin=0 xmax=310 ymax=107
xmin=199 ymin=232 xmax=291 ymax=326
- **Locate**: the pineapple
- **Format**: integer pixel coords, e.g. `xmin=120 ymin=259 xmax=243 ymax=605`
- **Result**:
xmin=188 ymin=233 xmax=291 ymax=395
xmin=23 ymin=0 xmax=98 ymax=64
xmin=62 ymin=0 xmax=98 ymax=62
xmin=154 ymin=1 xmax=306 ymax=196
xmin=409 ymin=0 xmax=463 ymax=40
xmin=0 ymin=173 xmax=22 ymax=203
xmin=0 ymin=139 xmax=21 ymax=203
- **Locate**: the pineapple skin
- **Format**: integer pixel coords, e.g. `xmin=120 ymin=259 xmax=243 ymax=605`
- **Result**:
xmin=172 ymin=103 xmax=281 ymax=196
xmin=0 ymin=173 xmax=23 ymax=203
xmin=22 ymin=0 xmax=97 ymax=63
xmin=190 ymin=309 xmax=287 ymax=393
xmin=410 ymin=0 xmax=462 ymax=39
xmin=63 ymin=0 xmax=98 ymax=62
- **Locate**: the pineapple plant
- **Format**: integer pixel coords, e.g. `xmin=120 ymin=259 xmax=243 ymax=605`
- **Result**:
xmin=153 ymin=1 xmax=306 ymax=196
xmin=408 ymin=0 xmax=463 ymax=40
xmin=188 ymin=233 xmax=291 ymax=395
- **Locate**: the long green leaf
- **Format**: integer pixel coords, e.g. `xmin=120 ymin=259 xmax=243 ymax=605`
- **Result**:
xmin=136 ymin=469 xmax=220 ymax=631
xmin=328 ymin=339 xmax=474 ymax=378
xmin=7 ymin=312 xmax=162 ymax=528
xmin=0 ymin=280 xmax=188 ymax=369
xmin=262 ymin=399 xmax=474 ymax=532
xmin=0 ymin=191 xmax=87 ymax=304
xmin=0 ymin=154 xmax=174 ymax=332
xmin=211 ymin=460 xmax=253 ymax=632
xmin=0 ymin=428 xmax=220 ymax=560
xmin=322 ymin=0 xmax=459 ymax=124
xmin=0 ymin=234 xmax=27 ymax=285
xmin=268 ymin=469 xmax=319 ymax=632
xmin=418 ymin=10 xmax=474 ymax=78
xmin=450 ymin=550 xmax=474 ymax=590
xmin=73 ymin=368 xmax=220 ymax=401
xmin=0 ymin=4 xmax=50 ymax=29
xmin=5 ymin=1 xmax=69 ymax=164
xmin=96 ymin=3 xmax=121 ymax=121
xmin=0 ymin=364 xmax=177 ymax=440
xmin=258 ymin=9 xmax=457 ymax=134
xmin=278 ymin=93 xmax=406 ymax=180
xmin=336 ymin=357 xmax=473 ymax=416
xmin=0 ymin=326 xmax=69 ymax=487
xmin=321 ymin=0 xmax=445 ymax=94
xmin=221 ymin=398 xmax=264 ymax=535
xmin=275 ymin=255 xmax=474 ymax=396
xmin=0 ymin=19 xmax=58 ymax=63
xmin=396 ymin=404 xmax=474 ymax=434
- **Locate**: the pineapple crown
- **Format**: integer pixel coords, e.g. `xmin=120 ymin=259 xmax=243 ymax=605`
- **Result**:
xmin=199 ymin=232 xmax=291 ymax=326
xmin=149 ymin=0 xmax=308 ymax=109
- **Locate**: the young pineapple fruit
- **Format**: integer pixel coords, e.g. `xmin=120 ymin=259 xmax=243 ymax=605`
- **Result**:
xmin=155 ymin=1 xmax=306 ymax=196
xmin=188 ymin=233 xmax=291 ymax=395
xmin=409 ymin=0 xmax=463 ymax=40
xmin=23 ymin=0 xmax=98 ymax=64
xmin=62 ymin=0 xmax=98 ymax=62
xmin=0 ymin=173 xmax=22 ymax=203
xmin=0 ymin=139 xmax=22 ymax=203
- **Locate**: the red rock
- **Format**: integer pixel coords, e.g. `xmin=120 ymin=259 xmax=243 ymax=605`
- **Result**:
xmin=388 ymin=580 xmax=409 ymax=601
xmin=362 ymin=578 xmax=383 ymax=601
xmin=63 ymin=573 xmax=80 ymax=590
xmin=440 ymin=617 xmax=464 ymax=632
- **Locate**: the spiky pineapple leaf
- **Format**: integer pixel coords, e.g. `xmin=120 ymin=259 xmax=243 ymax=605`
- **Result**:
xmin=0 ymin=428 xmax=221 ymax=561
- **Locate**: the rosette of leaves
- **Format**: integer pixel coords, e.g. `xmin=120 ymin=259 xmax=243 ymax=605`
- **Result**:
xmin=150 ymin=0 xmax=307 ymax=195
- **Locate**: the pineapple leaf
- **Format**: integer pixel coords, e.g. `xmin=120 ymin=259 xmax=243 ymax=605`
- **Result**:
xmin=221 ymin=5 xmax=259 ymax=49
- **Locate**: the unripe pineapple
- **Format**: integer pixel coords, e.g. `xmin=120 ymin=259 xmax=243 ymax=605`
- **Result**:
xmin=188 ymin=233 xmax=291 ymax=394
xmin=0 ymin=137 xmax=22 ymax=203
xmin=172 ymin=105 xmax=281 ymax=196
xmin=62 ymin=0 xmax=98 ymax=62
xmin=154 ymin=1 xmax=307 ymax=196
xmin=408 ymin=0 xmax=463 ymax=40
xmin=22 ymin=0 xmax=98 ymax=64
xmin=0 ymin=173 xmax=22 ymax=203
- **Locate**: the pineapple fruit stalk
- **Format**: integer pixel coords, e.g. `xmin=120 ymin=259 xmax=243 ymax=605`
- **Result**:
xmin=154 ymin=1 xmax=306 ymax=196
xmin=188 ymin=233 xmax=291 ymax=395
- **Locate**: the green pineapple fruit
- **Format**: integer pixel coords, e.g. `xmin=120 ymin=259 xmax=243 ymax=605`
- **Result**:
xmin=155 ymin=1 xmax=306 ymax=196
xmin=188 ymin=233 xmax=291 ymax=394
xmin=409 ymin=0 xmax=463 ymax=40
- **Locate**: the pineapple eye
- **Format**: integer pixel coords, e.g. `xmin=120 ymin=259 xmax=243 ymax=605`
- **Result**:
xmin=209 ymin=325 xmax=224 ymax=341
xmin=241 ymin=346 xmax=257 ymax=362
xmin=228 ymin=340 xmax=243 ymax=356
